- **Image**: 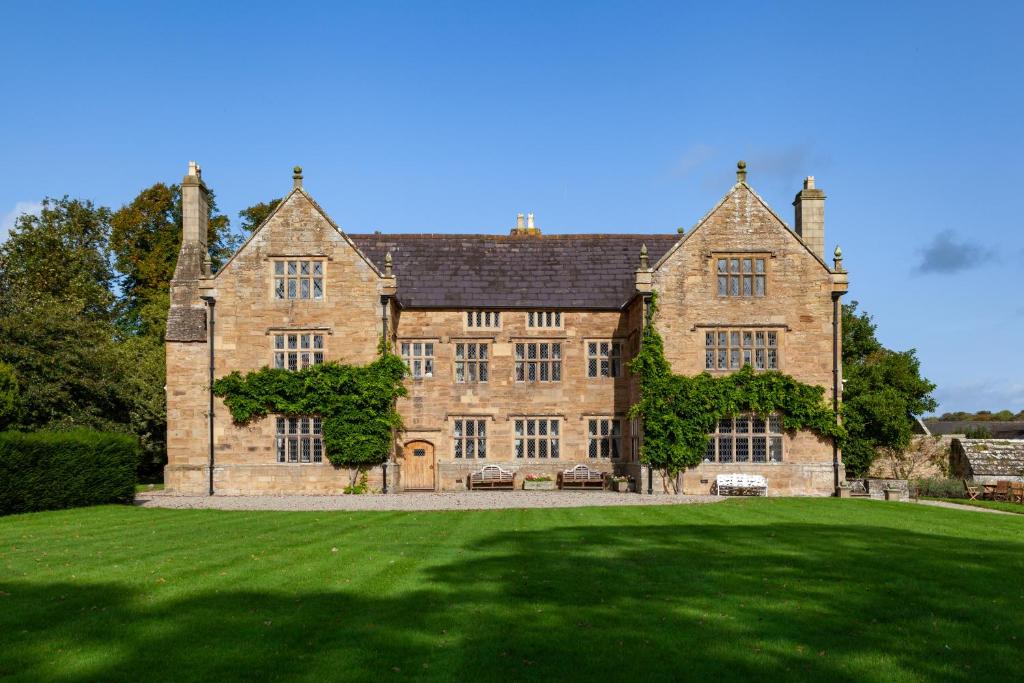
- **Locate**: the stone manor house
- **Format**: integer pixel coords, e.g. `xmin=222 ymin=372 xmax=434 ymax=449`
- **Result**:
xmin=166 ymin=161 xmax=849 ymax=496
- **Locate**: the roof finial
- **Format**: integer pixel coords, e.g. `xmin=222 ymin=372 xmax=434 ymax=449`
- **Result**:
xmin=676 ymin=226 xmax=685 ymax=234
xmin=639 ymin=243 xmax=649 ymax=269
xmin=736 ymin=160 xmax=747 ymax=183
xmin=293 ymin=166 xmax=303 ymax=189
xmin=833 ymin=245 xmax=844 ymax=272
xmin=384 ymin=251 xmax=393 ymax=277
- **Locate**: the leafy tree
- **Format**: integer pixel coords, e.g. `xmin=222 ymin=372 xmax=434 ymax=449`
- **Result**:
xmin=109 ymin=182 xmax=238 ymax=335
xmin=238 ymin=198 xmax=282 ymax=233
xmin=841 ymin=301 xmax=937 ymax=475
xmin=0 ymin=360 xmax=18 ymax=429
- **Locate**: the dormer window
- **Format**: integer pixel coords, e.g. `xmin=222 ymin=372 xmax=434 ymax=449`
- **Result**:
xmin=717 ymin=257 xmax=765 ymax=297
xmin=274 ymin=260 xmax=323 ymax=299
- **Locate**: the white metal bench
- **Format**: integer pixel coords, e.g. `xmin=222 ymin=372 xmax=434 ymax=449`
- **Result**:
xmin=468 ymin=464 xmax=515 ymax=490
xmin=715 ymin=473 xmax=768 ymax=496
xmin=558 ymin=464 xmax=606 ymax=489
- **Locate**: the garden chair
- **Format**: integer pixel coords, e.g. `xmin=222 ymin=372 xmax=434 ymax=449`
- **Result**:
xmin=963 ymin=480 xmax=980 ymax=500
xmin=1010 ymin=482 xmax=1024 ymax=504
xmin=992 ymin=480 xmax=1011 ymax=502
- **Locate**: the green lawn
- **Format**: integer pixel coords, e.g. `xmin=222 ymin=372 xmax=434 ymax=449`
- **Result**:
xmin=924 ymin=497 xmax=1024 ymax=514
xmin=1 ymin=500 xmax=1022 ymax=681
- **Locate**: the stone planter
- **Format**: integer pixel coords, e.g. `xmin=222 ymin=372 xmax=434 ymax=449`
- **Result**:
xmin=612 ymin=480 xmax=631 ymax=493
xmin=884 ymin=488 xmax=901 ymax=501
xmin=523 ymin=480 xmax=556 ymax=491
xmin=837 ymin=484 xmax=851 ymax=498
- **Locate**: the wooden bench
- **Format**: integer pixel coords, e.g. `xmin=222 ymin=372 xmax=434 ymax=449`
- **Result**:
xmin=468 ymin=464 xmax=515 ymax=490
xmin=715 ymin=474 xmax=768 ymax=497
xmin=558 ymin=464 xmax=606 ymax=489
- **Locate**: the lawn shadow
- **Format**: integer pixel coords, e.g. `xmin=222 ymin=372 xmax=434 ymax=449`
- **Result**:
xmin=2 ymin=520 xmax=1022 ymax=681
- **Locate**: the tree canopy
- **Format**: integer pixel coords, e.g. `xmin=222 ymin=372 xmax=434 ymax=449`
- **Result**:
xmin=237 ymin=198 xmax=282 ymax=233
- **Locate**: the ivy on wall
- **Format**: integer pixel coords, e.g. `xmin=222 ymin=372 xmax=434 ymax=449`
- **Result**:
xmin=212 ymin=345 xmax=407 ymax=468
xmin=628 ymin=293 xmax=845 ymax=476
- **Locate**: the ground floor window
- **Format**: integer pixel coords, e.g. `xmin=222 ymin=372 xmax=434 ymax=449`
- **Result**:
xmin=588 ymin=418 xmax=622 ymax=459
xmin=705 ymin=414 xmax=783 ymax=463
xmin=276 ymin=416 xmax=323 ymax=463
xmin=515 ymin=418 xmax=560 ymax=458
xmin=454 ymin=418 xmax=487 ymax=458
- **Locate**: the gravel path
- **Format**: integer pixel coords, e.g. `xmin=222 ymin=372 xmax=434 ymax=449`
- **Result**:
xmin=135 ymin=491 xmax=724 ymax=512
xmin=912 ymin=499 xmax=1019 ymax=515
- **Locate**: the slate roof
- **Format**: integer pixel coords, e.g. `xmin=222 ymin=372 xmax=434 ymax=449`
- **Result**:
xmin=954 ymin=439 xmax=1024 ymax=477
xmin=349 ymin=233 xmax=680 ymax=309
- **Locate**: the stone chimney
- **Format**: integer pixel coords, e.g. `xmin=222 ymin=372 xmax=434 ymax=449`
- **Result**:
xmin=182 ymin=161 xmax=209 ymax=254
xmin=793 ymin=175 xmax=826 ymax=259
xmin=510 ymin=212 xmax=541 ymax=237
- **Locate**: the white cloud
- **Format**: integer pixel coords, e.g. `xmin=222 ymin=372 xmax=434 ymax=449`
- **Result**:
xmin=1 ymin=201 xmax=43 ymax=242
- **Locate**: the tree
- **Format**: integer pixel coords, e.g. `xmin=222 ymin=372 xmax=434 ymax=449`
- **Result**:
xmin=238 ymin=198 xmax=282 ymax=233
xmin=0 ymin=360 xmax=18 ymax=430
xmin=841 ymin=302 xmax=937 ymax=475
xmin=109 ymin=182 xmax=238 ymax=335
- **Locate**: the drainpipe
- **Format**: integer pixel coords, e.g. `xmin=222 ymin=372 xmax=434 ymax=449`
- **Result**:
xmin=200 ymin=296 xmax=216 ymax=496
xmin=380 ymin=294 xmax=391 ymax=494
xmin=642 ymin=293 xmax=654 ymax=495
xmin=831 ymin=292 xmax=841 ymax=493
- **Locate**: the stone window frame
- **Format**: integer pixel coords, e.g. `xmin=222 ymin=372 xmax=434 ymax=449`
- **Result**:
xmin=272 ymin=258 xmax=325 ymax=301
xmin=526 ymin=311 xmax=562 ymax=329
xmin=704 ymin=328 xmax=780 ymax=372
xmin=400 ymin=340 xmax=435 ymax=380
xmin=514 ymin=341 xmax=562 ymax=383
xmin=714 ymin=254 xmax=768 ymax=298
xmin=587 ymin=417 xmax=623 ymax=459
xmin=453 ymin=417 xmax=488 ymax=459
xmin=514 ymin=417 xmax=561 ymax=459
xmin=272 ymin=332 xmax=325 ymax=371
xmin=704 ymin=413 xmax=784 ymax=464
xmin=465 ymin=310 xmax=502 ymax=330
xmin=454 ymin=341 xmax=488 ymax=384
xmin=585 ymin=339 xmax=624 ymax=378
xmin=275 ymin=416 xmax=324 ymax=464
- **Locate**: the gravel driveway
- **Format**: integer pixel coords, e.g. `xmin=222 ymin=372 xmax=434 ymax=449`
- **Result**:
xmin=135 ymin=491 xmax=724 ymax=512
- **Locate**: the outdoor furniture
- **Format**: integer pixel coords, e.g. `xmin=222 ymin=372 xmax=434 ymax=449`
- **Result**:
xmin=557 ymin=464 xmax=606 ymax=489
xmin=993 ymin=480 xmax=1011 ymax=502
xmin=1010 ymin=482 xmax=1024 ymax=504
xmin=982 ymin=483 xmax=998 ymax=500
xmin=468 ymin=464 xmax=515 ymax=490
xmin=963 ymin=480 xmax=980 ymax=500
xmin=715 ymin=474 xmax=768 ymax=497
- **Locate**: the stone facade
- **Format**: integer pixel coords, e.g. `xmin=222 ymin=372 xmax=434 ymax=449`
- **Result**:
xmin=165 ymin=162 xmax=848 ymax=496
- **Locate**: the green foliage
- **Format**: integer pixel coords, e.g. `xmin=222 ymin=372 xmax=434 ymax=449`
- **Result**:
xmin=213 ymin=354 xmax=407 ymax=468
xmin=913 ymin=477 xmax=969 ymax=499
xmin=0 ymin=360 xmax=18 ymax=429
xmin=0 ymin=430 xmax=139 ymax=515
xmin=841 ymin=302 xmax=937 ymax=475
xmin=238 ymin=198 xmax=282 ymax=233
xmin=937 ymin=409 xmax=1018 ymax=422
xmin=962 ymin=426 xmax=993 ymax=439
xmin=343 ymin=472 xmax=370 ymax=494
xmin=629 ymin=293 xmax=843 ymax=477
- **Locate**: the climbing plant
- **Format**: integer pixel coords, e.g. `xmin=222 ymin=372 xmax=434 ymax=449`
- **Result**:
xmin=213 ymin=344 xmax=407 ymax=468
xmin=628 ymin=293 xmax=844 ymax=477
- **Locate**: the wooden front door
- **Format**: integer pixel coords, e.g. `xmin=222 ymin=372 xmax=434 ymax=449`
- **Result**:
xmin=403 ymin=441 xmax=435 ymax=490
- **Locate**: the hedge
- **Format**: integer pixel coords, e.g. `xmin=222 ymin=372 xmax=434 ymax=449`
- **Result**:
xmin=0 ymin=430 xmax=140 ymax=515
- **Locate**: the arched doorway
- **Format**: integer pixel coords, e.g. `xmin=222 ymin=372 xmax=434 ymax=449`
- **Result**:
xmin=402 ymin=440 xmax=435 ymax=491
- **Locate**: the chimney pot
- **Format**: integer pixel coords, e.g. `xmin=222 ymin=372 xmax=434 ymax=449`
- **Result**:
xmin=804 ymin=175 xmax=815 ymax=189
xmin=527 ymin=212 xmax=535 ymax=230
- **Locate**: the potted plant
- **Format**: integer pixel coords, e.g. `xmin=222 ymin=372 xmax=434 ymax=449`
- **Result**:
xmin=523 ymin=473 xmax=556 ymax=491
xmin=609 ymin=475 xmax=632 ymax=493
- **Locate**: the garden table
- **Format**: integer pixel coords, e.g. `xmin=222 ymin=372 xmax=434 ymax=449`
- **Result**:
xmin=982 ymin=483 xmax=998 ymax=500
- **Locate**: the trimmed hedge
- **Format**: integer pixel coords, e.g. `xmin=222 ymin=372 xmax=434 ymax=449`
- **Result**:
xmin=0 ymin=430 xmax=139 ymax=515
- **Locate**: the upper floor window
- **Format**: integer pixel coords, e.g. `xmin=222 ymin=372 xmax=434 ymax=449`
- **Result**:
xmin=274 ymin=333 xmax=324 ymax=371
xmin=587 ymin=341 xmax=622 ymax=378
xmin=588 ymin=418 xmax=622 ymax=459
xmin=466 ymin=310 xmax=501 ymax=329
xmin=453 ymin=418 xmax=487 ymax=459
xmin=455 ymin=342 xmax=488 ymax=383
xmin=704 ymin=413 xmax=783 ymax=464
xmin=401 ymin=341 xmax=434 ymax=379
xmin=276 ymin=416 xmax=323 ymax=463
xmin=527 ymin=311 xmax=562 ymax=328
xmin=515 ymin=342 xmax=561 ymax=382
xmin=705 ymin=330 xmax=778 ymax=371
xmin=514 ymin=418 xmax=560 ymax=458
xmin=274 ymin=260 xmax=323 ymax=299
xmin=717 ymin=257 xmax=765 ymax=297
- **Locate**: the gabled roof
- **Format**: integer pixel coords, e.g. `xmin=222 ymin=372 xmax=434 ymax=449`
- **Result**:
xmin=349 ymin=233 xmax=678 ymax=309
xmin=652 ymin=182 xmax=832 ymax=273
xmin=955 ymin=439 xmax=1024 ymax=476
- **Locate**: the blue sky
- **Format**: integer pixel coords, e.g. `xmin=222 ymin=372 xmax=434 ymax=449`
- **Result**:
xmin=1 ymin=1 xmax=1021 ymax=414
